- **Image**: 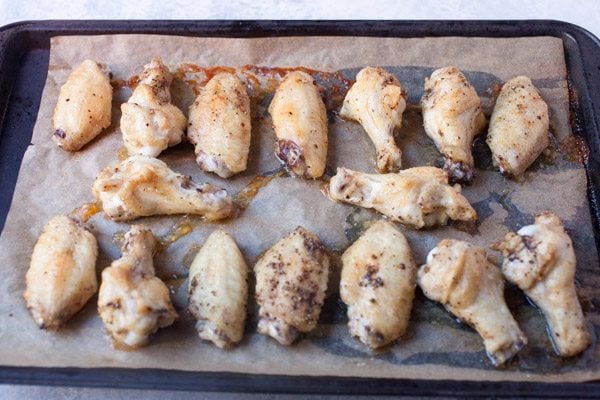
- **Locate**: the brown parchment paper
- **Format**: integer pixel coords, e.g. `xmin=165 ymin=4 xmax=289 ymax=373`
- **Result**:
xmin=0 ymin=34 xmax=599 ymax=383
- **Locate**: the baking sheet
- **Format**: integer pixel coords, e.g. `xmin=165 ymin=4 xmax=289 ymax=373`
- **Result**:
xmin=0 ymin=34 xmax=598 ymax=382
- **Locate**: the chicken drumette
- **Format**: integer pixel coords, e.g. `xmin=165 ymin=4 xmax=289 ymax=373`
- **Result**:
xmin=418 ymin=239 xmax=527 ymax=366
xmin=492 ymin=212 xmax=590 ymax=357
xmin=340 ymin=67 xmax=406 ymax=173
xmin=98 ymin=225 xmax=177 ymax=349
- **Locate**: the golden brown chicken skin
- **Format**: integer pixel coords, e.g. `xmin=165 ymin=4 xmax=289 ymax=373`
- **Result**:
xmin=340 ymin=67 xmax=406 ymax=173
xmin=52 ymin=59 xmax=113 ymax=151
xmin=328 ymin=166 xmax=476 ymax=229
xmin=188 ymin=230 xmax=248 ymax=348
xmin=98 ymin=225 xmax=177 ymax=349
xmin=269 ymin=71 xmax=328 ymax=179
xmin=340 ymin=220 xmax=416 ymax=348
xmin=421 ymin=66 xmax=486 ymax=184
xmin=120 ymin=58 xmax=187 ymax=157
xmin=487 ymin=76 xmax=549 ymax=178
xmin=418 ymin=239 xmax=527 ymax=366
xmin=92 ymin=154 xmax=233 ymax=221
xmin=492 ymin=212 xmax=590 ymax=357
xmin=24 ymin=215 xmax=98 ymax=330
xmin=255 ymin=227 xmax=330 ymax=345
xmin=188 ymin=72 xmax=251 ymax=178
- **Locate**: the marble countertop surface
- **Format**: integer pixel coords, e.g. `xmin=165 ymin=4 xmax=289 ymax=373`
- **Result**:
xmin=1 ymin=1 xmax=598 ymax=399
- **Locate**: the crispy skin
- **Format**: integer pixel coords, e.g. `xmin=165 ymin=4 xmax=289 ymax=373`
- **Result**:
xmin=52 ymin=60 xmax=112 ymax=151
xmin=92 ymin=154 xmax=233 ymax=221
xmin=255 ymin=227 xmax=329 ymax=345
xmin=328 ymin=166 xmax=476 ymax=229
xmin=98 ymin=226 xmax=177 ymax=349
xmin=340 ymin=67 xmax=406 ymax=172
xmin=487 ymin=76 xmax=549 ymax=178
xmin=188 ymin=73 xmax=251 ymax=178
xmin=492 ymin=212 xmax=590 ymax=357
xmin=24 ymin=215 xmax=98 ymax=330
xmin=188 ymin=230 xmax=248 ymax=348
xmin=421 ymin=66 xmax=486 ymax=184
xmin=418 ymin=239 xmax=527 ymax=366
xmin=121 ymin=58 xmax=187 ymax=157
xmin=269 ymin=71 xmax=328 ymax=178
xmin=340 ymin=220 xmax=416 ymax=348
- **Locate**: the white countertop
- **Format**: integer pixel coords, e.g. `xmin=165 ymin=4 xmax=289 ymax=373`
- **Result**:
xmin=1 ymin=1 xmax=598 ymax=399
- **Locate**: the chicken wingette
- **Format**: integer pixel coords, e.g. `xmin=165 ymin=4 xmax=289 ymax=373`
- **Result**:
xmin=52 ymin=59 xmax=113 ymax=151
xmin=340 ymin=220 xmax=416 ymax=348
xmin=328 ymin=166 xmax=476 ymax=229
xmin=339 ymin=67 xmax=406 ymax=173
xmin=492 ymin=212 xmax=590 ymax=357
xmin=188 ymin=72 xmax=251 ymax=178
xmin=269 ymin=71 xmax=328 ymax=179
xmin=188 ymin=230 xmax=248 ymax=348
xmin=418 ymin=239 xmax=527 ymax=366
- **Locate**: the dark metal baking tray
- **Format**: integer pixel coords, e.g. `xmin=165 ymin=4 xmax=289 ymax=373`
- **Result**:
xmin=0 ymin=20 xmax=599 ymax=397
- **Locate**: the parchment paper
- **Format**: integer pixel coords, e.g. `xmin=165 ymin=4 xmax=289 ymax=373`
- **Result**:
xmin=0 ymin=34 xmax=598 ymax=383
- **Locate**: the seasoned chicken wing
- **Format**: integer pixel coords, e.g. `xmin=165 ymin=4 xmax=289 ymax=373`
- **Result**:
xmin=421 ymin=66 xmax=486 ymax=184
xmin=98 ymin=225 xmax=177 ymax=349
xmin=328 ymin=166 xmax=476 ymax=229
xmin=269 ymin=71 xmax=328 ymax=179
xmin=92 ymin=154 xmax=233 ymax=221
xmin=24 ymin=215 xmax=98 ymax=330
xmin=340 ymin=220 xmax=416 ymax=348
xmin=188 ymin=230 xmax=248 ymax=348
xmin=52 ymin=59 xmax=113 ymax=151
xmin=255 ymin=227 xmax=329 ymax=345
xmin=120 ymin=58 xmax=187 ymax=157
xmin=487 ymin=76 xmax=549 ymax=178
xmin=418 ymin=239 xmax=527 ymax=366
xmin=188 ymin=72 xmax=251 ymax=178
xmin=339 ymin=67 xmax=406 ymax=173
xmin=492 ymin=212 xmax=590 ymax=357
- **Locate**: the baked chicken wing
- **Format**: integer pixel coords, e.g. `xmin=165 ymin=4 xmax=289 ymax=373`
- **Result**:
xmin=52 ymin=59 xmax=113 ymax=151
xmin=188 ymin=72 xmax=251 ymax=178
xmin=340 ymin=220 xmax=416 ymax=348
xmin=492 ymin=212 xmax=590 ymax=357
xmin=487 ymin=76 xmax=549 ymax=178
xmin=328 ymin=166 xmax=476 ymax=229
xmin=255 ymin=227 xmax=329 ymax=345
xmin=24 ymin=215 xmax=98 ymax=330
xmin=269 ymin=71 xmax=328 ymax=179
xmin=120 ymin=58 xmax=187 ymax=157
xmin=92 ymin=154 xmax=233 ymax=221
xmin=339 ymin=67 xmax=406 ymax=173
xmin=421 ymin=66 xmax=486 ymax=184
xmin=188 ymin=230 xmax=248 ymax=348
xmin=418 ymin=239 xmax=527 ymax=366
xmin=98 ymin=225 xmax=177 ymax=349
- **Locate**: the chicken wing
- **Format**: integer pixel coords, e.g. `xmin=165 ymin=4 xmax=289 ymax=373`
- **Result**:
xmin=491 ymin=212 xmax=590 ymax=357
xmin=340 ymin=220 xmax=416 ymax=348
xmin=421 ymin=66 xmax=486 ymax=184
xmin=120 ymin=58 xmax=187 ymax=157
xmin=418 ymin=239 xmax=527 ymax=366
xmin=92 ymin=154 xmax=233 ymax=221
xmin=487 ymin=76 xmax=549 ymax=178
xmin=269 ymin=71 xmax=328 ymax=179
xmin=188 ymin=72 xmax=251 ymax=178
xmin=98 ymin=225 xmax=177 ymax=349
xmin=52 ymin=59 xmax=113 ymax=151
xmin=188 ymin=230 xmax=248 ymax=348
xmin=255 ymin=227 xmax=329 ymax=345
xmin=328 ymin=166 xmax=476 ymax=229
xmin=24 ymin=215 xmax=98 ymax=330
xmin=339 ymin=67 xmax=406 ymax=173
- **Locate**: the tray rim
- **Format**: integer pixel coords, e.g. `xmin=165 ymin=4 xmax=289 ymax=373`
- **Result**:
xmin=1 ymin=19 xmax=599 ymax=396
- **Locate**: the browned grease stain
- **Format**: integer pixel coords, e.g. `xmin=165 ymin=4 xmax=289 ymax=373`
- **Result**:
xmin=69 ymin=201 xmax=101 ymax=223
xmin=233 ymin=169 xmax=286 ymax=212
xmin=559 ymin=135 xmax=589 ymax=164
xmin=157 ymin=217 xmax=194 ymax=252
xmin=116 ymin=146 xmax=129 ymax=161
